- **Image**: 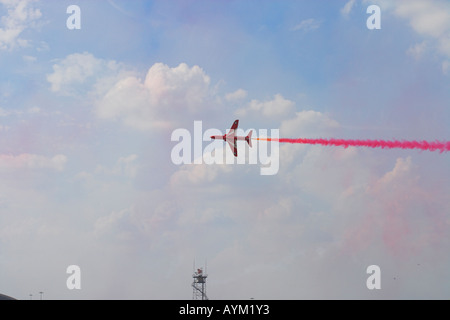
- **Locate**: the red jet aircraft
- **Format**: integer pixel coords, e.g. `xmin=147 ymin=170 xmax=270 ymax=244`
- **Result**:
xmin=210 ymin=120 xmax=253 ymax=157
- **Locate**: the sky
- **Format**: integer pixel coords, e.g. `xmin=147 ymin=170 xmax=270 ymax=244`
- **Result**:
xmin=0 ymin=0 xmax=449 ymax=300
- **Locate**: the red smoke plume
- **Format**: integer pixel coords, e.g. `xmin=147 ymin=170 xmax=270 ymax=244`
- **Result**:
xmin=256 ymin=138 xmax=450 ymax=153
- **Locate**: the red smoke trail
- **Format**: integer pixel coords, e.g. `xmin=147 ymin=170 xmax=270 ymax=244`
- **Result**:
xmin=255 ymin=138 xmax=450 ymax=153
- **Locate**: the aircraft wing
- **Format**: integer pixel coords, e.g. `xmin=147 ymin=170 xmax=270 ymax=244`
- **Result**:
xmin=230 ymin=120 xmax=239 ymax=131
xmin=227 ymin=120 xmax=239 ymax=136
xmin=225 ymin=120 xmax=239 ymax=156
xmin=227 ymin=139 xmax=238 ymax=157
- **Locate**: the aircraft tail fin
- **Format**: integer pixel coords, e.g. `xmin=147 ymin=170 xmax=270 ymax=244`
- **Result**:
xmin=246 ymin=130 xmax=253 ymax=148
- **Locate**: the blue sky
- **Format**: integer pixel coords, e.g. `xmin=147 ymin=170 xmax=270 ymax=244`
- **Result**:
xmin=0 ymin=0 xmax=449 ymax=299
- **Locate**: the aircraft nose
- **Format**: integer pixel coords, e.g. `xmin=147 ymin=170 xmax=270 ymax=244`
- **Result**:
xmin=210 ymin=136 xmax=215 ymax=139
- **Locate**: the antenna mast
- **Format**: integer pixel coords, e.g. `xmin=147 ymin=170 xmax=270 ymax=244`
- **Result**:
xmin=192 ymin=263 xmax=208 ymax=300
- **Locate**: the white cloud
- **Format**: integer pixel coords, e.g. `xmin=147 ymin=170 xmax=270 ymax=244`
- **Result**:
xmin=48 ymin=54 xmax=212 ymax=132
xmin=46 ymin=52 xmax=123 ymax=95
xmin=0 ymin=107 xmax=9 ymax=117
xmin=377 ymin=0 xmax=450 ymax=73
xmin=341 ymin=0 xmax=357 ymax=17
xmin=0 ymin=0 xmax=42 ymax=50
xmin=48 ymin=55 xmax=214 ymax=130
xmin=407 ymin=41 xmax=428 ymax=60
xmin=170 ymin=162 xmax=232 ymax=187
xmin=144 ymin=62 xmax=211 ymax=112
xmin=439 ymin=36 xmax=450 ymax=57
xmin=235 ymin=94 xmax=295 ymax=120
xmin=96 ymin=62 xmax=212 ymax=130
xmin=94 ymin=199 xmax=178 ymax=243
xmin=95 ymin=154 xmax=139 ymax=178
xmin=0 ymin=153 xmax=67 ymax=171
xmin=394 ymin=0 xmax=450 ymax=38
xmin=291 ymin=18 xmax=322 ymax=32
xmin=362 ymin=0 xmax=450 ymax=72
xmin=371 ymin=157 xmax=415 ymax=191
xmin=95 ymin=76 xmax=153 ymax=128
xmin=22 ymin=54 xmax=37 ymax=62
xmin=225 ymin=88 xmax=247 ymax=102
xmin=94 ymin=206 xmax=133 ymax=239
xmin=443 ymin=60 xmax=450 ymax=75
xmin=341 ymin=156 xmax=443 ymax=257
xmin=280 ymin=110 xmax=340 ymax=137
xmin=0 ymin=106 xmax=41 ymax=117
